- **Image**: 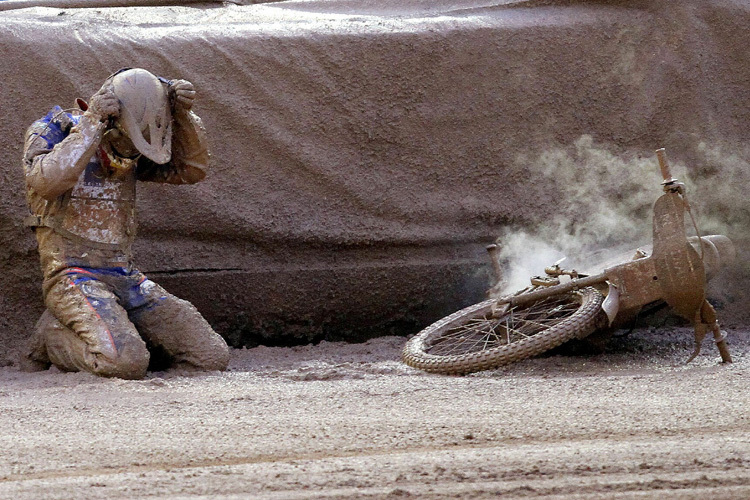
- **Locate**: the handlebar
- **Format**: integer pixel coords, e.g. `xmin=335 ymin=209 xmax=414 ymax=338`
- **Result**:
xmin=656 ymin=148 xmax=674 ymax=184
xmin=656 ymin=148 xmax=685 ymax=195
xmin=505 ymin=272 xmax=608 ymax=308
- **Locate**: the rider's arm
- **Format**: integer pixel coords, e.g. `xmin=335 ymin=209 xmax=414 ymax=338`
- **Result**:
xmin=136 ymin=108 xmax=209 ymax=184
xmin=23 ymin=110 xmax=105 ymax=201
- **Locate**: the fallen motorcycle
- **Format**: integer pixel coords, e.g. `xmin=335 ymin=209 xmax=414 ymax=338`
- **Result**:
xmin=402 ymin=149 xmax=734 ymax=375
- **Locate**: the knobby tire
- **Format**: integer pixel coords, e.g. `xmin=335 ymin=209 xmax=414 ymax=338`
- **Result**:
xmin=402 ymin=287 xmax=605 ymax=375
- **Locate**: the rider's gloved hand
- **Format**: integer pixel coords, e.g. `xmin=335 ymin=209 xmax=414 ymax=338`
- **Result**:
xmin=85 ymin=83 xmax=120 ymax=123
xmin=169 ymin=79 xmax=196 ymax=112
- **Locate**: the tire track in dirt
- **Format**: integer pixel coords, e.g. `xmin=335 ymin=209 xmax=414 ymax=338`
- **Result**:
xmin=2 ymin=425 xmax=748 ymax=484
xmin=2 ymin=435 xmax=750 ymax=499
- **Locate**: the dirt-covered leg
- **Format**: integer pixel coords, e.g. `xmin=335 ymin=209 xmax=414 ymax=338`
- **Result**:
xmin=128 ymin=280 xmax=229 ymax=372
xmin=43 ymin=274 xmax=150 ymax=379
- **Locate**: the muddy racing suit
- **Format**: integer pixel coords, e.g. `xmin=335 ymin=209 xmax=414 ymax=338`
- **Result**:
xmin=22 ymin=103 xmax=229 ymax=379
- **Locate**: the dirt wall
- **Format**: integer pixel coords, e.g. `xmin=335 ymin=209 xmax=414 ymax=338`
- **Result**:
xmin=1 ymin=0 xmax=749 ymax=360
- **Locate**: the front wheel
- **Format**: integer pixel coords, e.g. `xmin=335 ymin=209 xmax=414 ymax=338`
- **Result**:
xmin=402 ymin=287 xmax=605 ymax=375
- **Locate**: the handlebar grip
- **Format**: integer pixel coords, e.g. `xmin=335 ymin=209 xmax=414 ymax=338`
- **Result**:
xmin=655 ymin=148 xmax=672 ymax=182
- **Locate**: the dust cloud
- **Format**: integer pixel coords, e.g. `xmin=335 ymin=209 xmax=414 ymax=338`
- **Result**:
xmin=689 ymin=141 xmax=750 ymax=242
xmin=494 ymin=136 xmax=750 ymax=295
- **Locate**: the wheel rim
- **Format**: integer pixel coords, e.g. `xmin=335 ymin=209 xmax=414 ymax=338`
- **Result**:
xmin=425 ymin=294 xmax=582 ymax=356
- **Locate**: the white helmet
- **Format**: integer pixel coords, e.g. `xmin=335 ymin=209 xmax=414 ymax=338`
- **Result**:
xmin=111 ymin=68 xmax=172 ymax=164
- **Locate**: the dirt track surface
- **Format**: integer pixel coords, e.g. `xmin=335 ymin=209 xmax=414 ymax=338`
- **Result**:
xmin=1 ymin=328 xmax=748 ymax=499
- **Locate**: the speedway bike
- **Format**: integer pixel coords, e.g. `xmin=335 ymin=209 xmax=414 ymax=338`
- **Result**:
xmin=403 ymin=149 xmax=734 ymax=374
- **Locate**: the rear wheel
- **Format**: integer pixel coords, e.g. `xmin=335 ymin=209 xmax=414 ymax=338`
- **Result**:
xmin=402 ymin=288 xmax=605 ymax=374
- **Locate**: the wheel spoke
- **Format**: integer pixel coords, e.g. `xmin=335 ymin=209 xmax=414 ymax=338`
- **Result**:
xmin=426 ymin=294 xmax=584 ymax=355
xmin=432 ymin=323 xmax=493 ymax=355
xmin=433 ymin=317 xmax=511 ymax=355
